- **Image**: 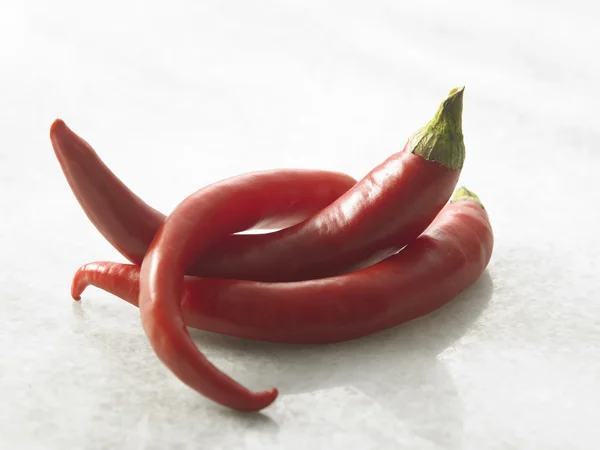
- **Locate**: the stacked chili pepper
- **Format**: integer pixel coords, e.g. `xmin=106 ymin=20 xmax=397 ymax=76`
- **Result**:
xmin=51 ymin=87 xmax=494 ymax=412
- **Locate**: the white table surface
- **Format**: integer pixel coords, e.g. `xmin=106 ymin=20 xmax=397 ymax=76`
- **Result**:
xmin=2 ymin=1 xmax=599 ymax=449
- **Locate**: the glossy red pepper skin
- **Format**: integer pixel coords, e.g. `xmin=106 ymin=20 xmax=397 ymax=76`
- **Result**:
xmin=73 ymin=196 xmax=493 ymax=344
xmin=139 ymin=171 xmax=364 ymax=411
xmin=50 ymin=119 xmax=357 ymax=266
xmin=116 ymin=170 xmax=486 ymax=411
xmin=51 ymin=88 xmax=464 ymax=282
xmin=192 ymin=145 xmax=460 ymax=281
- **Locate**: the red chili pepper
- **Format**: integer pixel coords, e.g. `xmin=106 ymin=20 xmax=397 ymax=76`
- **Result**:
xmin=50 ymin=119 xmax=357 ymax=266
xmin=73 ymin=188 xmax=493 ymax=345
xmin=52 ymin=87 xmax=466 ymax=282
xmin=132 ymin=168 xmax=484 ymax=413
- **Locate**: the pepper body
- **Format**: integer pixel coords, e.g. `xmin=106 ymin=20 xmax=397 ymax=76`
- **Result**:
xmin=73 ymin=177 xmax=491 ymax=412
xmin=192 ymin=144 xmax=460 ymax=281
xmin=58 ymin=88 xmax=474 ymax=411
xmin=50 ymin=119 xmax=357 ymax=266
xmin=73 ymin=197 xmax=493 ymax=344
xmin=51 ymin=87 xmax=464 ymax=282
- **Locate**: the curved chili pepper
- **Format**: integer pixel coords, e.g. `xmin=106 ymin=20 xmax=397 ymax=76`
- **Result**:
xmin=73 ymin=188 xmax=492 ymax=345
xmin=50 ymin=119 xmax=358 ymax=266
xmin=138 ymin=169 xmax=353 ymax=411
xmin=188 ymin=87 xmax=466 ymax=281
xmin=52 ymin=87 xmax=466 ymax=282
xmin=132 ymin=176 xmax=488 ymax=412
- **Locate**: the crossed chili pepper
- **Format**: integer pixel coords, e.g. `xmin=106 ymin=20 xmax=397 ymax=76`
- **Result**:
xmin=51 ymin=87 xmax=494 ymax=411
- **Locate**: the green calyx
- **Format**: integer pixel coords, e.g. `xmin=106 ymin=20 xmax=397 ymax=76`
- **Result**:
xmin=451 ymin=186 xmax=484 ymax=208
xmin=409 ymin=86 xmax=466 ymax=170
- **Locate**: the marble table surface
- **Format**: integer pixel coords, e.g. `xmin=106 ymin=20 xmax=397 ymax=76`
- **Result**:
xmin=1 ymin=1 xmax=599 ymax=449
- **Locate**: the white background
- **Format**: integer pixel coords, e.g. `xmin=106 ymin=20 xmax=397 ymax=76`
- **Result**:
xmin=1 ymin=1 xmax=599 ymax=449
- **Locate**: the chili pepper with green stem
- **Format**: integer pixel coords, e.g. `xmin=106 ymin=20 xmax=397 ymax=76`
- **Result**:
xmin=131 ymin=162 xmax=485 ymax=413
xmin=73 ymin=187 xmax=493 ymax=345
xmin=52 ymin=87 xmax=466 ymax=282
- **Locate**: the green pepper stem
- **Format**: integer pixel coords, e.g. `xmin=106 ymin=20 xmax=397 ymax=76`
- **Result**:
xmin=409 ymin=86 xmax=466 ymax=170
xmin=451 ymin=186 xmax=484 ymax=208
